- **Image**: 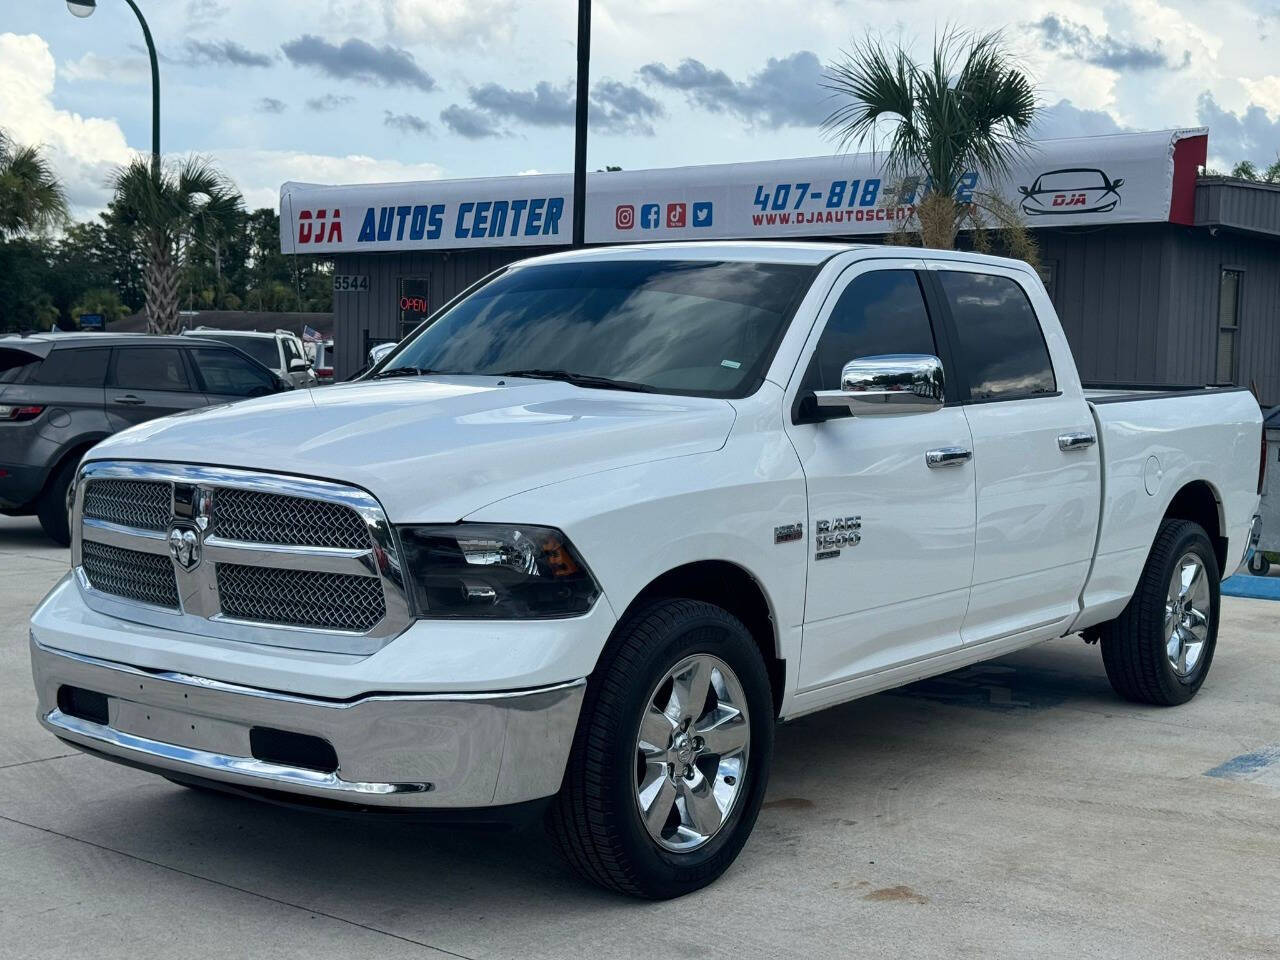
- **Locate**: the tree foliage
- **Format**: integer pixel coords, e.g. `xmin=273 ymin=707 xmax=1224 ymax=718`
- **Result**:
xmin=109 ymin=155 xmax=245 ymax=333
xmin=1225 ymin=157 xmax=1280 ymax=183
xmin=0 ymin=130 xmax=68 ymax=238
xmin=823 ymin=30 xmax=1038 ymax=252
xmin=0 ymin=203 xmax=333 ymax=333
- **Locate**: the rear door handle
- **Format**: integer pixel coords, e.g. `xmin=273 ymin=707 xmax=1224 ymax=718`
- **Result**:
xmin=925 ymin=447 xmax=972 ymax=468
xmin=1058 ymin=432 xmax=1096 ymax=451
xmin=113 ymin=395 xmax=145 ymax=405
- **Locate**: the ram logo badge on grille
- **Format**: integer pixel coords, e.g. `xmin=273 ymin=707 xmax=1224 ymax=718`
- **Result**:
xmin=167 ymin=524 xmax=202 ymax=571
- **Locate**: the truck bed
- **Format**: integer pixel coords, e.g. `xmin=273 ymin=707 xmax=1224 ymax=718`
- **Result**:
xmin=1083 ymin=383 xmax=1253 ymax=404
xmin=1073 ymin=384 xmax=1263 ymax=631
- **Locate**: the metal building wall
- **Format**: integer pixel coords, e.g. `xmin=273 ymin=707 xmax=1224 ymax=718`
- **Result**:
xmin=1165 ymin=227 xmax=1280 ymax=405
xmin=1036 ymin=224 xmax=1173 ymax=386
xmin=331 ymin=247 xmax=537 ymax=378
xmin=1196 ymin=178 xmax=1280 ymax=237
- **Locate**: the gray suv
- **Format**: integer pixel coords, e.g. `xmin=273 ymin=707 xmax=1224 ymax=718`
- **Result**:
xmin=0 ymin=333 xmax=289 ymax=544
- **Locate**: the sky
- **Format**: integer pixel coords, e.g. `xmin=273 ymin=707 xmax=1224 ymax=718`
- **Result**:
xmin=2 ymin=0 xmax=1280 ymax=220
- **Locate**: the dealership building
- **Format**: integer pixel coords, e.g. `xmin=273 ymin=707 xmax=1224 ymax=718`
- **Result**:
xmin=279 ymin=128 xmax=1280 ymax=404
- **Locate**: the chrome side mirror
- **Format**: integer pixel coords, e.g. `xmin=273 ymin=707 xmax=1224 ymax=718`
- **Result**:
xmin=814 ymin=354 xmax=945 ymax=415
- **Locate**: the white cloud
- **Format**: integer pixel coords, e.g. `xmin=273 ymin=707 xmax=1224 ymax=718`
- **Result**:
xmin=0 ymin=32 xmax=447 ymax=220
xmin=63 ymin=52 xmax=150 ymax=86
xmin=214 ymin=148 xmax=445 ymax=211
xmin=1240 ymin=77 xmax=1280 ymax=120
xmin=380 ymin=0 xmax=518 ymax=47
xmin=0 ymin=33 xmax=135 ymax=217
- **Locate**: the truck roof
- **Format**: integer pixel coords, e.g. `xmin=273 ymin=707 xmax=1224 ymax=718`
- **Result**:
xmin=521 ymin=241 xmax=1039 ymax=272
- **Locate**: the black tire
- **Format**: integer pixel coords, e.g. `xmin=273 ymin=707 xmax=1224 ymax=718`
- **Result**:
xmin=36 ymin=457 xmax=77 ymax=547
xmin=547 ymin=598 xmax=774 ymax=899
xmin=1100 ymin=519 xmax=1220 ymax=706
xmin=1248 ymin=552 xmax=1271 ymax=576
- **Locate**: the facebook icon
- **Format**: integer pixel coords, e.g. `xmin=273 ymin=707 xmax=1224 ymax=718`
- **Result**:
xmin=640 ymin=203 xmax=661 ymax=229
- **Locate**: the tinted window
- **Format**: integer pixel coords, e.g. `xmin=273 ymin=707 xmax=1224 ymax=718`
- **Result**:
xmin=28 ymin=347 xmax=109 ymax=387
xmin=190 ymin=347 xmax=279 ymax=397
xmin=0 ymin=349 xmax=39 ymax=384
xmin=383 ymin=259 xmax=815 ymax=398
xmin=938 ymin=272 xmax=1056 ymax=401
xmin=197 ymin=334 xmax=280 ymax=369
xmin=809 ymin=270 xmax=937 ymax=394
xmin=109 ymin=347 xmax=192 ymax=392
xmin=282 ymin=338 xmax=303 ymax=363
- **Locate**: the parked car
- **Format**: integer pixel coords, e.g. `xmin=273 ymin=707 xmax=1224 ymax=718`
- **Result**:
xmin=344 ymin=340 xmax=400 ymax=382
xmin=180 ymin=328 xmax=317 ymax=388
xmin=30 ymin=244 xmax=1263 ymax=899
xmin=306 ymin=339 xmax=335 ymax=384
xmin=0 ymin=333 xmax=290 ymax=544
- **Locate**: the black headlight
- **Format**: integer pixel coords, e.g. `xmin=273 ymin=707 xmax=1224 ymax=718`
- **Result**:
xmin=398 ymin=523 xmax=600 ymax=619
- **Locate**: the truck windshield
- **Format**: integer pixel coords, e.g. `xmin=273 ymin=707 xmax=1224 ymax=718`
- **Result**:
xmin=380 ymin=259 xmax=816 ymax=398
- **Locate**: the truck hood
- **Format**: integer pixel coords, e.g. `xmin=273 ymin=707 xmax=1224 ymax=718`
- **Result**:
xmin=87 ymin=377 xmax=736 ymax=520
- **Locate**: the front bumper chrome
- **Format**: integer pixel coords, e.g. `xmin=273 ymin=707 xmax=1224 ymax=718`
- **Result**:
xmin=31 ymin=638 xmax=585 ymax=808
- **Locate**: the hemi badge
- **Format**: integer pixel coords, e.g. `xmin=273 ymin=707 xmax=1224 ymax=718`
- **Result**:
xmin=774 ymin=522 xmax=803 ymax=544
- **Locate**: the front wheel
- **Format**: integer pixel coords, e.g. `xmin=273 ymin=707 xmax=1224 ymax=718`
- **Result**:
xmin=1100 ymin=519 xmax=1220 ymax=706
xmin=37 ymin=458 xmax=77 ymax=547
xmin=547 ymin=598 xmax=774 ymax=899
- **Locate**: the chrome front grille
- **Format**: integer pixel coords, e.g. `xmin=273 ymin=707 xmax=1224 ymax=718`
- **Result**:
xmin=81 ymin=539 xmax=180 ymax=609
xmin=83 ymin=479 xmax=171 ymax=531
xmin=212 ymin=487 xmax=372 ymax=549
xmin=71 ymin=462 xmax=410 ymax=655
xmin=217 ymin=564 xmax=386 ymax=632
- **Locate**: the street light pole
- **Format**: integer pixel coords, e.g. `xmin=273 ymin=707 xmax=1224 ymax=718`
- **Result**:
xmin=67 ymin=0 xmax=160 ymax=173
xmin=571 ymin=0 xmax=590 ymax=248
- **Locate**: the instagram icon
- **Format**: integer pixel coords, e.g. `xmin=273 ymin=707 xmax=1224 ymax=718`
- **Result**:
xmin=615 ymin=204 xmax=635 ymax=229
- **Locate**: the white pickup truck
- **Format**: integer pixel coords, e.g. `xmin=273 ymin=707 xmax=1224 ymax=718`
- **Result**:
xmin=30 ymin=243 xmax=1263 ymax=899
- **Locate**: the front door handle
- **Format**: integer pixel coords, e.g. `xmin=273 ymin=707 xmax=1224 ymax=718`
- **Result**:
xmin=1058 ymin=432 xmax=1096 ymax=452
xmin=113 ymin=395 xmax=145 ymax=405
xmin=925 ymin=446 xmax=973 ymax=468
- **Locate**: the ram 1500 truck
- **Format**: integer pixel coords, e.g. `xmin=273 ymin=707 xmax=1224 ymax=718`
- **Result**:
xmin=29 ymin=243 xmax=1264 ymax=899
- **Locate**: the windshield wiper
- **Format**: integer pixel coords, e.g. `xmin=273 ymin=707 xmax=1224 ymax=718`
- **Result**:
xmin=370 ymin=366 xmax=443 ymax=380
xmin=497 ymin=368 xmax=655 ymax=393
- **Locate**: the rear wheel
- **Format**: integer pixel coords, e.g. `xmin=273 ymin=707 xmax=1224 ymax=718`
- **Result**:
xmin=1100 ymin=519 xmax=1220 ymax=706
xmin=1248 ymin=552 xmax=1271 ymax=576
xmin=36 ymin=457 xmax=77 ymax=547
xmin=547 ymin=598 xmax=774 ymax=899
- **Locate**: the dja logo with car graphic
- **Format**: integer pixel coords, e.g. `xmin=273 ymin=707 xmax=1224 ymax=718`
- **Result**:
xmin=1018 ymin=168 xmax=1125 ymax=216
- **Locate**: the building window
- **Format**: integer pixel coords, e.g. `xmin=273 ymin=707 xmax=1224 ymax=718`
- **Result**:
xmin=1216 ymin=268 xmax=1242 ymax=384
xmin=398 ymin=277 xmax=430 ymax=340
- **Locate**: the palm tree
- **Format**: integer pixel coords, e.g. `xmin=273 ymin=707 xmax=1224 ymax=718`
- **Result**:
xmin=0 ymin=130 xmax=68 ymax=238
xmin=110 ymin=155 xmax=243 ymax=333
xmin=823 ymin=30 xmax=1037 ymax=250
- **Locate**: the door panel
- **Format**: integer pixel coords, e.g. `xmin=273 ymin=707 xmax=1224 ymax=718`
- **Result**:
xmin=786 ymin=261 xmax=977 ymax=692
xmin=929 ymin=267 xmax=1101 ymax=643
xmin=105 ymin=346 xmax=207 ymax=430
xmin=793 ymin=408 xmax=977 ymax=689
xmin=961 ymin=395 xmax=1100 ymax=640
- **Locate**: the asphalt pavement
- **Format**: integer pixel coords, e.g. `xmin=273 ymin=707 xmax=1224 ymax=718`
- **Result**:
xmin=1 ymin=513 xmax=1278 ymax=959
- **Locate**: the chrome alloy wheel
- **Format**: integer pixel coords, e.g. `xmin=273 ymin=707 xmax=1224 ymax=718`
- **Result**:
xmin=633 ymin=654 xmax=750 ymax=852
xmin=1166 ymin=552 xmax=1211 ymax=677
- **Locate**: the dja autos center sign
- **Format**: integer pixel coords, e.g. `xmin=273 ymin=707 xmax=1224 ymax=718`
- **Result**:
xmin=279 ymin=128 xmax=1207 ymax=254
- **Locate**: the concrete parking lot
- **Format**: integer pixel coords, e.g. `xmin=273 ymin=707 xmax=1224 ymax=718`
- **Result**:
xmin=1 ymin=513 xmax=1278 ymax=959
